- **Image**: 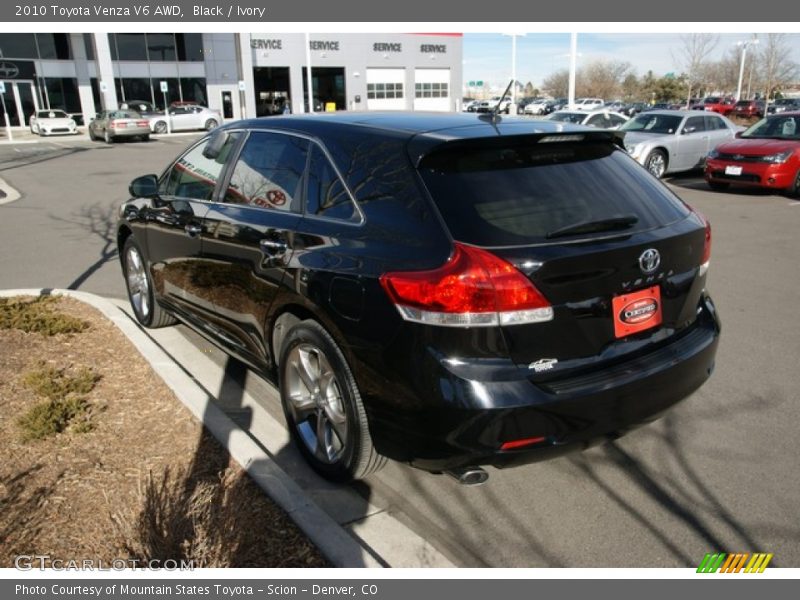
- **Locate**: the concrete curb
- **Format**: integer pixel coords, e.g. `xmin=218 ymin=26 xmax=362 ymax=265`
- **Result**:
xmin=0 ymin=288 xmax=382 ymax=568
xmin=0 ymin=176 xmax=21 ymax=205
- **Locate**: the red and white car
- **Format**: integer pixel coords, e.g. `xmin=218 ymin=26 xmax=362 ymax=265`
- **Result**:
xmin=693 ymin=96 xmax=736 ymax=116
xmin=705 ymin=112 xmax=800 ymax=195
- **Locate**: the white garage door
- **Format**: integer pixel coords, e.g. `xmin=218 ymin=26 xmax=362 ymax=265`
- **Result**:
xmin=366 ymin=68 xmax=406 ymax=111
xmin=413 ymin=68 xmax=450 ymax=112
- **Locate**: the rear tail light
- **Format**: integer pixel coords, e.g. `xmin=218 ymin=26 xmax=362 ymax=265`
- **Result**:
xmin=108 ymin=121 xmax=117 ymax=128
xmin=379 ymin=243 xmax=553 ymax=327
xmin=137 ymin=120 xmax=149 ymax=127
xmin=500 ymin=436 xmax=547 ymax=451
xmin=696 ymin=211 xmax=712 ymax=276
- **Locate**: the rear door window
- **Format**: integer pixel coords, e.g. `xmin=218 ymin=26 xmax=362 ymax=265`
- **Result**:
xmin=305 ymin=144 xmax=359 ymax=222
xmin=418 ymin=140 xmax=690 ymax=247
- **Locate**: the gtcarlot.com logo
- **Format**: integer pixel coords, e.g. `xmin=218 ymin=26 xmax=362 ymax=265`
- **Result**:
xmin=697 ymin=552 xmax=773 ymax=573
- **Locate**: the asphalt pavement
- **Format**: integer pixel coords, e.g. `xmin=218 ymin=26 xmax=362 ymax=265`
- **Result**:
xmin=1 ymin=133 xmax=798 ymax=567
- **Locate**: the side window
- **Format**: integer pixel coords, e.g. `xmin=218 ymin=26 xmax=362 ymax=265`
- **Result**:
xmin=705 ymin=116 xmax=724 ymax=131
xmin=224 ymin=131 xmax=308 ymax=210
xmin=161 ymin=133 xmax=239 ymax=200
xmin=586 ymin=114 xmax=605 ymax=127
xmin=684 ymin=116 xmax=706 ymax=134
xmin=306 ymin=144 xmax=358 ymax=222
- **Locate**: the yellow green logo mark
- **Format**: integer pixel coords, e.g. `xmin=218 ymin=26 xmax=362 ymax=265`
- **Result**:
xmin=697 ymin=553 xmax=773 ymax=573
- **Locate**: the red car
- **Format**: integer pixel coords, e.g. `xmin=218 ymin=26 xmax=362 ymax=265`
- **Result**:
xmin=705 ymin=111 xmax=800 ymax=195
xmin=733 ymin=100 xmax=765 ymax=119
xmin=693 ymin=96 xmax=736 ymax=116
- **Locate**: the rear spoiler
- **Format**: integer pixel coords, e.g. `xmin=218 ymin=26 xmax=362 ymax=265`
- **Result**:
xmin=409 ymin=129 xmax=626 ymax=169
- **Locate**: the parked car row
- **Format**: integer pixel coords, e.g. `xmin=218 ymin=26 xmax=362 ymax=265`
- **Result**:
xmin=87 ymin=104 xmax=223 ymax=143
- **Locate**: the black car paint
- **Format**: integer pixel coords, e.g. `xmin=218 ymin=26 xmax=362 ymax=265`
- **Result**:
xmin=118 ymin=112 xmax=720 ymax=473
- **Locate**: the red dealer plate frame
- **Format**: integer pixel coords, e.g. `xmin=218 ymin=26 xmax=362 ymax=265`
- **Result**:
xmin=612 ymin=285 xmax=662 ymax=338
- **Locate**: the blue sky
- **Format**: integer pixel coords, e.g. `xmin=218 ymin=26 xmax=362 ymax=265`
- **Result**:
xmin=463 ymin=33 xmax=800 ymax=92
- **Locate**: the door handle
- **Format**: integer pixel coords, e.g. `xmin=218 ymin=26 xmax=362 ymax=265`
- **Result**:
xmin=259 ymin=238 xmax=288 ymax=256
xmin=184 ymin=223 xmax=203 ymax=237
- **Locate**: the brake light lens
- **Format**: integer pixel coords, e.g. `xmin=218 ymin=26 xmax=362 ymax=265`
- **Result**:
xmin=379 ymin=243 xmax=553 ymax=327
xmin=500 ymin=436 xmax=547 ymax=451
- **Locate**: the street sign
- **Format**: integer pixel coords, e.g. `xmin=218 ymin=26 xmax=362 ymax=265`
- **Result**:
xmin=468 ymin=80 xmax=475 ymax=87
xmin=476 ymin=80 xmax=484 ymax=87
xmin=160 ymin=80 xmax=168 ymax=93
xmin=238 ymin=80 xmax=246 ymax=92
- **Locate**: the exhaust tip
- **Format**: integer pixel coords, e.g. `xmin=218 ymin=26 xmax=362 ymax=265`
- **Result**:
xmin=446 ymin=466 xmax=489 ymax=486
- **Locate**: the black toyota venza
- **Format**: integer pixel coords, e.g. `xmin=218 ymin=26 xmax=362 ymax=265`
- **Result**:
xmin=117 ymin=112 xmax=720 ymax=484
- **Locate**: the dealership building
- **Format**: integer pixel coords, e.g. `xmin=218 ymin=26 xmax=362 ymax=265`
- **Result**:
xmin=0 ymin=33 xmax=463 ymax=127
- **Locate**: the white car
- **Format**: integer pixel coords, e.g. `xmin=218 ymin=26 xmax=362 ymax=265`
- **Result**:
xmin=29 ymin=110 xmax=78 ymax=136
xmin=573 ymin=98 xmax=605 ymax=111
xmin=149 ymin=105 xmax=222 ymax=133
xmin=545 ymin=109 xmax=629 ymax=130
xmin=523 ymin=98 xmax=550 ymax=115
xmin=477 ymin=97 xmax=511 ymax=114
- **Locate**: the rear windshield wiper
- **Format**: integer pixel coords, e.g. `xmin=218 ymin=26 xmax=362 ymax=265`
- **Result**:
xmin=546 ymin=215 xmax=639 ymax=239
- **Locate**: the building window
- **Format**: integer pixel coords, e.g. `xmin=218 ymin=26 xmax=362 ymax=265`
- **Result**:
xmin=116 ymin=78 xmax=154 ymax=104
xmin=44 ymin=78 xmax=81 ymax=113
xmin=111 ymin=33 xmax=148 ymax=61
xmin=176 ymin=33 xmax=203 ymax=62
xmin=415 ymin=82 xmax=449 ymax=98
xmin=0 ymin=34 xmax=38 ymax=59
xmin=146 ymin=33 xmax=176 ymax=61
xmin=36 ymin=34 xmax=72 ymax=60
xmin=367 ymin=82 xmax=404 ymax=100
xmin=90 ymin=78 xmax=102 ymax=112
xmin=180 ymin=78 xmax=207 ymax=105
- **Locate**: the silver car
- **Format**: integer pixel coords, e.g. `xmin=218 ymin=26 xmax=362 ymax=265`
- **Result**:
xmin=150 ymin=105 xmax=222 ymax=133
xmin=620 ymin=110 xmax=738 ymax=178
xmin=88 ymin=110 xmax=151 ymax=143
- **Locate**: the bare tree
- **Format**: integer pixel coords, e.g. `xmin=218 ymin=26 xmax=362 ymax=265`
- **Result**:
xmin=674 ymin=34 xmax=719 ymax=105
xmin=542 ymin=69 xmax=570 ymax=99
xmin=578 ymin=60 xmax=633 ymax=99
xmin=759 ymin=33 xmax=799 ymax=106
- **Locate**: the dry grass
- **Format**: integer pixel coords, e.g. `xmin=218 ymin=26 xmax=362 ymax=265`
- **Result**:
xmin=0 ymin=296 xmax=89 ymax=336
xmin=0 ymin=295 xmax=328 ymax=568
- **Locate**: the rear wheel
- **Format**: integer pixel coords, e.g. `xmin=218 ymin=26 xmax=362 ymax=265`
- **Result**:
xmin=279 ymin=320 xmax=385 ymax=482
xmin=645 ymin=149 xmax=668 ymax=179
xmin=140 ymin=134 xmax=150 ymax=142
xmin=122 ymin=237 xmax=176 ymax=328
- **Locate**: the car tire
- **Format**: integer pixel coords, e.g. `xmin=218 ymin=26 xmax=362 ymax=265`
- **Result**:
xmin=154 ymin=121 xmax=167 ymax=134
xmin=104 ymin=129 xmax=112 ymax=144
xmin=644 ymin=149 xmax=668 ymax=179
xmin=790 ymin=170 xmax=800 ymax=198
xmin=122 ymin=237 xmax=176 ymax=329
xmin=141 ymin=134 xmax=150 ymax=142
xmin=204 ymin=119 xmax=219 ymax=131
xmin=279 ymin=319 xmax=386 ymax=482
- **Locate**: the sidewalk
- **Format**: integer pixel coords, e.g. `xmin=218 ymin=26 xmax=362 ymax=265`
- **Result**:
xmin=0 ymin=288 xmax=454 ymax=568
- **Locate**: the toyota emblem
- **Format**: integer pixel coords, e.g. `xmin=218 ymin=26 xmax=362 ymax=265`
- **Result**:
xmin=639 ymin=248 xmax=661 ymax=274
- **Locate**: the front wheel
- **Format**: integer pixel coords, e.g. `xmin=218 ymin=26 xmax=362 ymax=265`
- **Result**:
xmin=645 ymin=149 xmax=668 ymax=179
xmin=279 ymin=320 xmax=385 ymax=482
xmin=204 ymin=118 xmax=219 ymax=131
xmin=153 ymin=120 xmax=167 ymax=134
xmin=789 ymin=170 xmax=800 ymax=198
xmin=122 ymin=237 xmax=176 ymax=328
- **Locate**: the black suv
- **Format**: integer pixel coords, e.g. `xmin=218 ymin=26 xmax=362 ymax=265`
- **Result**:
xmin=117 ymin=112 xmax=720 ymax=484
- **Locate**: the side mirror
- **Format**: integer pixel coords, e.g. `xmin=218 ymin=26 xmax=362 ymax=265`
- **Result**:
xmin=129 ymin=174 xmax=159 ymax=198
xmin=735 ymin=130 xmax=743 ymax=138
xmin=203 ymin=129 xmax=229 ymax=159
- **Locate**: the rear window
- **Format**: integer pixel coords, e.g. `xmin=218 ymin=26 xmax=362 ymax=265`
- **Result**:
xmin=418 ymin=140 xmax=690 ymax=246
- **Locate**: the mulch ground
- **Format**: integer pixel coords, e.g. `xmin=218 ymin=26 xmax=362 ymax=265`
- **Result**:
xmin=0 ymin=296 xmax=328 ymax=568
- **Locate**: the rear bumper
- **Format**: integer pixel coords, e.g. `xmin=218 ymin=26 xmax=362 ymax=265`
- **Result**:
xmin=367 ymin=295 xmax=720 ymax=472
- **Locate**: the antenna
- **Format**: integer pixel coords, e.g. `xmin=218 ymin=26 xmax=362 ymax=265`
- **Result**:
xmin=490 ymin=79 xmax=515 ymax=123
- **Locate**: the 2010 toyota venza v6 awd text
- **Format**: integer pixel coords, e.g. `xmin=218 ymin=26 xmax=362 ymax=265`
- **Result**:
xmin=117 ymin=112 xmax=720 ymax=484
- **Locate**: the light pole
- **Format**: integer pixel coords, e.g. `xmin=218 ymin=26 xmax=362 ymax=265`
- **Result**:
xmin=502 ymin=33 xmax=526 ymax=112
xmin=736 ymin=38 xmax=758 ymax=102
xmin=568 ymin=33 xmax=578 ymax=110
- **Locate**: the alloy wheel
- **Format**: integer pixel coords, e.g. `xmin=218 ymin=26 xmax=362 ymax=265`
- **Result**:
xmin=125 ymin=245 xmax=150 ymax=320
xmin=646 ymin=151 xmax=667 ymax=178
xmin=285 ymin=343 xmax=348 ymax=464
